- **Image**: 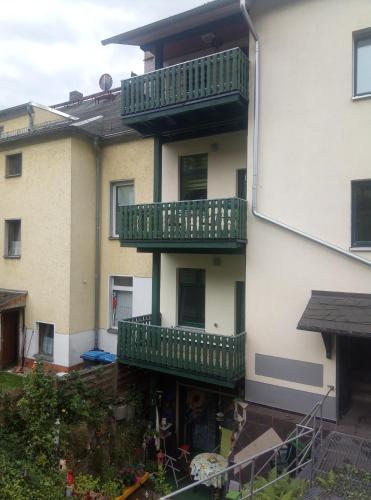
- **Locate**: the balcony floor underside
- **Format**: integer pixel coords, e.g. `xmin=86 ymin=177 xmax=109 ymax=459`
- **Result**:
xmin=118 ymin=357 xmax=242 ymax=388
xmin=121 ymin=239 xmax=246 ymax=253
xmin=122 ymin=92 xmax=247 ymax=138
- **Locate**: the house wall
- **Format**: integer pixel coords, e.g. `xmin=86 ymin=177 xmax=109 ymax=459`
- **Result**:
xmin=160 ymin=253 xmax=245 ymax=335
xmin=245 ymin=0 xmax=371 ymax=419
xmin=0 ymin=138 xmax=73 ymax=363
xmin=0 ymin=107 xmax=66 ymax=134
xmin=98 ymin=137 xmax=154 ymax=352
xmin=69 ymin=137 xmax=96 ymax=336
xmin=162 ymin=131 xmax=247 ymax=202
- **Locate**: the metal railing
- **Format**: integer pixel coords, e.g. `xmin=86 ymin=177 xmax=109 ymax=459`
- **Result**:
xmin=121 ymin=47 xmax=249 ymax=116
xmin=117 ymin=315 xmax=246 ymax=384
xmin=162 ymin=386 xmax=334 ymax=499
xmin=118 ymin=197 xmax=247 ymax=243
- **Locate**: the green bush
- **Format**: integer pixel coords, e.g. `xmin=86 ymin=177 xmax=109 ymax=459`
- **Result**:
xmin=241 ymin=468 xmax=307 ymax=500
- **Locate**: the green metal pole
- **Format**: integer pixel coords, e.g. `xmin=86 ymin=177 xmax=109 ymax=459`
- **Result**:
xmin=152 ymin=135 xmax=162 ymax=326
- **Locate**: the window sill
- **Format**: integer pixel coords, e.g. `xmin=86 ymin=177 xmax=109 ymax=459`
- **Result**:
xmin=352 ymin=93 xmax=371 ymax=101
xmin=108 ymin=236 xmax=120 ymax=241
xmin=3 ymin=255 xmax=21 ymax=259
xmin=107 ymin=328 xmax=118 ymax=334
xmin=34 ymin=353 xmax=54 ymax=363
xmin=176 ymin=325 xmax=205 ymax=333
xmin=5 ymin=174 xmax=22 ymax=179
xmin=350 ymin=246 xmax=371 ymax=252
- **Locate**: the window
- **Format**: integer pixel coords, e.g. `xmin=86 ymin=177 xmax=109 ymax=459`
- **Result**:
xmin=179 ymin=154 xmax=207 ymax=201
xmin=110 ymin=276 xmax=133 ymax=328
xmin=4 ymin=220 xmax=21 ymax=257
xmin=354 ymin=30 xmax=371 ymax=97
xmin=38 ymin=322 xmax=54 ymax=358
xmin=178 ymin=269 xmax=205 ymax=329
xmin=111 ymin=181 xmax=134 ymax=237
xmin=352 ymin=180 xmax=371 ymax=247
xmin=5 ymin=153 xmax=22 ymax=178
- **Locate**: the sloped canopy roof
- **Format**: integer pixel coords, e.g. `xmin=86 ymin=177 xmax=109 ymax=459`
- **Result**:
xmin=297 ymin=290 xmax=371 ymax=338
xmin=0 ymin=290 xmax=27 ymax=312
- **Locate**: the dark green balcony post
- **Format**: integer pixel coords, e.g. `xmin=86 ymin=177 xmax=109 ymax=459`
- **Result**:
xmin=154 ymin=43 xmax=164 ymax=70
xmin=152 ymin=135 xmax=162 ymax=326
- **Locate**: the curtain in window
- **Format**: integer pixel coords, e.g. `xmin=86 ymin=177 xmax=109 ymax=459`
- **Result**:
xmin=40 ymin=324 xmax=54 ymax=356
xmin=112 ymin=290 xmax=133 ymax=327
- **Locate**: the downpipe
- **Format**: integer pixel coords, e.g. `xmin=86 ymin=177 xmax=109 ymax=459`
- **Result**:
xmin=94 ymin=138 xmax=102 ymax=350
xmin=239 ymin=0 xmax=371 ymax=268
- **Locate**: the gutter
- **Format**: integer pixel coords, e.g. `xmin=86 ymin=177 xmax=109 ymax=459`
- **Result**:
xmin=239 ymin=0 xmax=371 ymax=268
xmin=94 ymin=138 xmax=102 ymax=349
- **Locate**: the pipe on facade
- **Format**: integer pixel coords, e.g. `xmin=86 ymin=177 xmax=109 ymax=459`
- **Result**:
xmin=94 ymin=138 xmax=102 ymax=349
xmin=239 ymin=0 xmax=371 ymax=268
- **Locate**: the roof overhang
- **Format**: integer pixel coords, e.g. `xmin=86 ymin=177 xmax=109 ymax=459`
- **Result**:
xmin=101 ymin=0 xmax=242 ymax=48
xmin=0 ymin=289 xmax=27 ymax=312
xmin=297 ymin=290 xmax=371 ymax=358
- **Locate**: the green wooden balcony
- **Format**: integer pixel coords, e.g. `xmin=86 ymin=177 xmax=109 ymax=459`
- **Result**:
xmin=119 ymin=197 xmax=247 ymax=252
xmin=117 ymin=315 xmax=246 ymax=387
xmin=121 ymin=48 xmax=248 ymax=136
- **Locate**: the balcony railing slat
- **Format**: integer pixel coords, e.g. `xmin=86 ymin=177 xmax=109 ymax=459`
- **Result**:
xmin=121 ymin=48 xmax=248 ymax=116
xmin=119 ymin=197 xmax=247 ymax=243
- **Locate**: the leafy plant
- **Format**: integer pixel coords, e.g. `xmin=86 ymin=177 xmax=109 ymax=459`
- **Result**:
xmin=153 ymin=465 xmax=172 ymax=496
xmin=241 ymin=468 xmax=307 ymax=499
xmin=316 ymin=465 xmax=371 ymax=499
xmin=74 ymin=473 xmax=100 ymax=496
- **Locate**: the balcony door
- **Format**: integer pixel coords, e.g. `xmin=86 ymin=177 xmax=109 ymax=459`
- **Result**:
xmin=178 ymin=269 xmax=205 ymax=329
xmin=179 ymin=154 xmax=207 ymax=201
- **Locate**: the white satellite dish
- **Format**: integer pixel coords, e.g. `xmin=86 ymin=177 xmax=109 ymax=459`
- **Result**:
xmin=99 ymin=73 xmax=113 ymax=92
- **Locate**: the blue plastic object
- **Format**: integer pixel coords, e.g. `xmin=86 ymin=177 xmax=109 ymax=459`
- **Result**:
xmin=99 ymin=353 xmax=117 ymax=364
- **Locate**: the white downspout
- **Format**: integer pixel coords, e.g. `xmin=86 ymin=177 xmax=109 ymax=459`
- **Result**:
xmin=240 ymin=0 xmax=371 ymax=268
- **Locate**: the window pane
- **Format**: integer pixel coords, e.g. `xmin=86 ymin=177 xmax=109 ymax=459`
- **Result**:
xmin=39 ymin=323 xmax=54 ymax=356
xmin=356 ymin=36 xmax=371 ymax=95
xmin=7 ymin=220 xmax=21 ymax=257
xmin=115 ymin=183 xmax=134 ymax=235
xmin=180 ymin=154 xmax=207 ymax=200
xmin=178 ymin=269 xmax=205 ymax=328
xmin=112 ymin=290 xmax=133 ymax=327
xmin=353 ymin=181 xmax=371 ymax=245
xmin=6 ymin=154 xmax=22 ymax=177
xmin=117 ymin=184 xmax=134 ymax=206
xmin=114 ymin=276 xmax=133 ymax=287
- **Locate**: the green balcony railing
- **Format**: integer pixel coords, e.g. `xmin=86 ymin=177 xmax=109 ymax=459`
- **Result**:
xmin=121 ymin=47 xmax=248 ymax=116
xmin=119 ymin=197 xmax=247 ymax=244
xmin=118 ymin=315 xmax=246 ymax=386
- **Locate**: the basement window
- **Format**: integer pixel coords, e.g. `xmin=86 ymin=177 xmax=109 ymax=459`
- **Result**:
xmin=354 ymin=30 xmax=371 ymax=97
xmin=110 ymin=276 xmax=133 ymax=329
xmin=352 ymin=180 xmax=371 ymax=247
xmin=38 ymin=322 xmax=54 ymax=358
xmin=4 ymin=220 xmax=21 ymax=258
xmin=110 ymin=181 xmax=134 ymax=238
xmin=5 ymin=153 xmax=22 ymax=178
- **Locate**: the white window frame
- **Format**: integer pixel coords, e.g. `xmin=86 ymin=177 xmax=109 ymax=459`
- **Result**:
xmin=108 ymin=275 xmax=133 ymax=330
xmin=110 ymin=180 xmax=135 ymax=238
xmin=353 ymin=28 xmax=371 ymax=99
xmin=4 ymin=219 xmax=21 ymax=258
xmin=36 ymin=321 xmax=55 ymax=360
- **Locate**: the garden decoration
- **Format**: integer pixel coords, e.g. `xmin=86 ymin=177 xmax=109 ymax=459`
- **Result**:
xmin=116 ymin=471 xmax=150 ymax=500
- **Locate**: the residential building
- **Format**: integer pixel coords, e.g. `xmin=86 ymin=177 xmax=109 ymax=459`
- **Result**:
xmin=0 ymin=94 xmax=152 ymax=371
xmin=104 ymin=0 xmax=371 ymax=447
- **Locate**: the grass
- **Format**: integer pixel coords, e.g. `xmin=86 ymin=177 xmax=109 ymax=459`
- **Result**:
xmin=0 ymin=372 xmax=23 ymax=391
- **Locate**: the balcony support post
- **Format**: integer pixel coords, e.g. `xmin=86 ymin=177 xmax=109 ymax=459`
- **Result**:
xmin=152 ymin=134 xmax=162 ymax=326
xmin=154 ymin=42 xmax=164 ymax=70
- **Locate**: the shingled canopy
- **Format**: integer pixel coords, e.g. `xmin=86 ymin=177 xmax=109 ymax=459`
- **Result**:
xmin=297 ymin=290 xmax=371 ymax=358
xmin=0 ymin=290 xmax=27 ymax=312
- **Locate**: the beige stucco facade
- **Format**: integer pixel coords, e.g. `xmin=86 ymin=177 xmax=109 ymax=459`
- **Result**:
xmin=162 ymin=131 xmax=247 ymax=202
xmin=245 ymin=0 xmax=371 ymax=418
xmin=0 ymin=111 xmax=154 ymax=367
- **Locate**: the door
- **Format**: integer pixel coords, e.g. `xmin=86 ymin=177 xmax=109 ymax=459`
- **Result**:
xmin=237 ymin=169 xmax=247 ymax=200
xmin=1 ymin=310 xmax=19 ymax=369
xmin=235 ymin=281 xmax=246 ymax=334
xmin=336 ymin=336 xmax=352 ymax=419
xmin=178 ymin=269 xmax=206 ymax=329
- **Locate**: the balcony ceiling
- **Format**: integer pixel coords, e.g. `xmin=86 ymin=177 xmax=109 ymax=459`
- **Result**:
xmin=101 ymin=0 xmax=242 ymax=48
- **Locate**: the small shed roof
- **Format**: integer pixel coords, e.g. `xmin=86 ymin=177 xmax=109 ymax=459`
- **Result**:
xmin=297 ymin=290 xmax=371 ymax=338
